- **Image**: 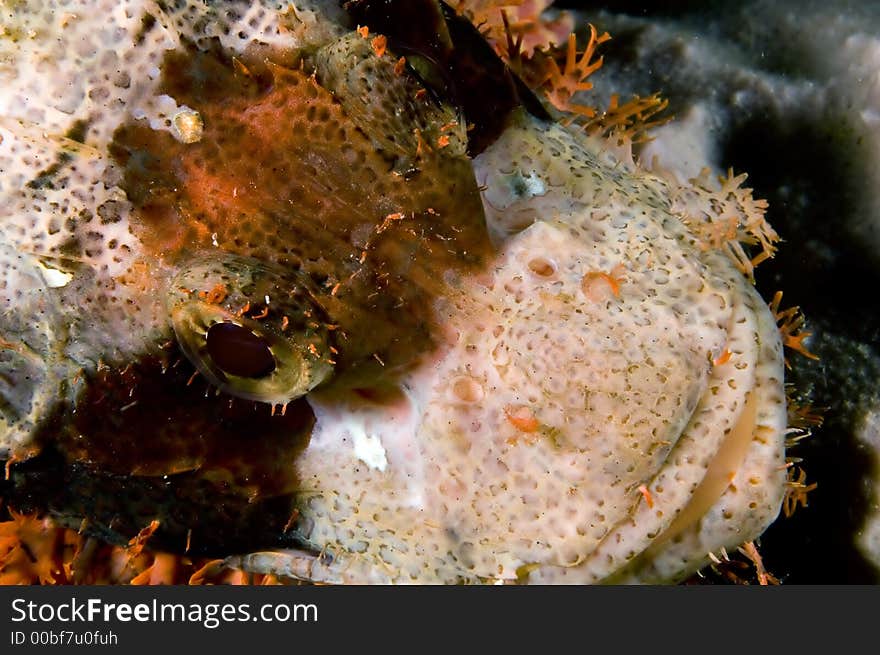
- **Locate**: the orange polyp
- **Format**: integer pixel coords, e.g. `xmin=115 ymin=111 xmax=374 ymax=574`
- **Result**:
xmin=505 ymin=405 xmax=540 ymax=433
xmin=198 ymin=283 xmax=228 ymax=305
xmin=638 ymin=485 xmax=655 ymax=509
xmin=713 ymin=349 xmax=732 ymax=366
xmin=783 ymin=467 xmax=818 ymax=517
xmin=769 ymin=291 xmax=819 ymax=365
xmin=127 ymin=520 xmax=161 ymax=559
xmin=540 ymin=26 xmax=611 ymax=117
xmin=584 ymin=92 xmax=671 ymax=144
xmin=378 ymin=212 xmax=407 ymax=234
xmin=581 ymin=269 xmax=622 ymax=301
xmin=371 ymin=34 xmax=388 ymax=57
xmin=738 ymin=541 xmax=777 ymax=586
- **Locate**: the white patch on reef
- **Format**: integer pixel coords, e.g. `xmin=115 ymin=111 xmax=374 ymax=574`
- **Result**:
xmin=351 ymin=430 xmax=387 ymax=472
xmin=35 ymin=263 xmax=72 ymax=288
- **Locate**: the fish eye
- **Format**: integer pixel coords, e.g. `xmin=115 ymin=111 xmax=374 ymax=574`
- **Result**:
xmin=167 ymin=254 xmax=334 ymax=405
xmin=205 ymin=322 xmax=277 ymax=379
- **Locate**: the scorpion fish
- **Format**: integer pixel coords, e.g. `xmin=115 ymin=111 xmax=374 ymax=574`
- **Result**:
xmin=0 ymin=0 xmax=787 ymax=583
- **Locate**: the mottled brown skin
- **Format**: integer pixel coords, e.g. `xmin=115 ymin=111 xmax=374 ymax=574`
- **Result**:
xmin=110 ymin=42 xmax=491 ymax=386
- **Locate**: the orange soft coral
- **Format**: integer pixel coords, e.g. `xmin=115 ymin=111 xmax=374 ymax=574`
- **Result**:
xmin=456 ymin=1 xmax=573 ymax=58
xmin=584 ymin=92 xmax=671 ymax=145
xmin=0 ymin=511 xmax=72 ymax=584
xmin=782 ymin=466 xmax=818 ymax=518
xmin=0 ymin=511 xmax=293 ymax=585
xmin=457 ymin=1 xmax=673 ymax=147
xmin=535 ymin=25 xmax=611 ymax=118
xmin=669 ymin=168 xmax=779 ymax=281
xmin=769 ymin=291 xmax=820 ymax=366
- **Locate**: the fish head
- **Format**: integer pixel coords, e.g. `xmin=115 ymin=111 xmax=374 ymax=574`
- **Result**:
xmin=0 ymin=0 xmax=789 ymax=584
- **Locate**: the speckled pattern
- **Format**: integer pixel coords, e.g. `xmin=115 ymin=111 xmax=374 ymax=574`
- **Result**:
xmin=1 ymin=1 xmax=787 ymax=583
